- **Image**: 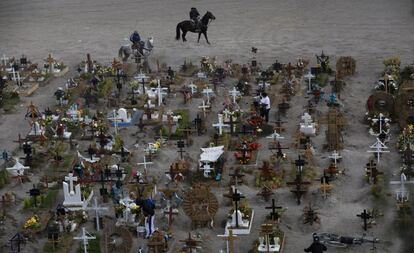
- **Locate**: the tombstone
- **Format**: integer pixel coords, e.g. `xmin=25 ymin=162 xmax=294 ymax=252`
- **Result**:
xmin=300 ymin=113 xmax=316 ymax=136
xmin=63 ymin=173 xmax=93 ymax=210
xmin=224 ymin=188 xmax=254 ymax=235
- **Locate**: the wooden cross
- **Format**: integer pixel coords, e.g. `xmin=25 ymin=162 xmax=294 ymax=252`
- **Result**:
xmin=177 ymin=139 xmax=186 ymax=160
xmin=218 ymin=229 xmax=239 ymax=253
xmin=236 ymin=125 xmax=253 ymax=137
xmin=97 ymin=170 xmax=108 ymax=198
xmin=224 ymin=114 xmax=239 ymax=136
xmin=229 ymin=168 xmax=245 ymax=186
xmin=365 ymin=160 xmax=383 ymax=184
xmin=357 ymin=209 xmax=372 ymax=231
xmin=272 ymin=112 xmax=287 ymax=133
xmin=178 ymin=127 xmax=196 ymax=146
xmin=198 ymin=100 xmax=210 ymax=118
xmin=165 ymin=205 xmax=178 ymax=227
xmin=257 ymin=186 xmax=274 ymax=202
xmin=45 ymin=54 xmax=55 ymax=73
xmin=84 ymin=197 xmax=108 ymax=231
xmin=27 ymin=184 xmax=41 ymax=207
xmin=179 ymin=232 xmax=201 ymax=253
xmin=265 ymin=199 xmax=283 ymax=222
xmin=193 ymin=114 xmax=204 ymax=136
xmin=258 ymin=161 xmax=274 ymax=178
xmin=269 ymin=141 xmax=289 ymax=159
xmin=286 ymin=164 xmax=310 ymax=205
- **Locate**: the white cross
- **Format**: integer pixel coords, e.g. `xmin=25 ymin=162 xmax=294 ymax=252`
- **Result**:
xmin=328 ymin=150 xmax=342 ymax=166
xmin=202 ymin=88 xmax=214 ymax=104
xmin=85 ymin=197 xmax=108 ymax=231
xmin=212 ymin=114 xmax=230 ymax=136
xmin=73 ymin=227 xmax=96 ymax=253
xmin=228 ymin=87 xmax=241 ymax=104
xmin=266 ymin=130 xmax=284 ymax=141
xmin=188 ymin=82 xmax=197 ymax=94
xmin=301 ymin=113 xmax=313 ymax=125
xmin=198 ymin=100 xmax=210 ymax=118
xmin=304 ymin=71 xmax=315 ymax=93
xmin=137 ymin=156 xmax=153 ymax=170
xmin=367 ymin=138 xmax=390 ymax=163
xmin=156 ymin=79 xmax=168 ymax=107
xmin=65 ymin=173 xmax=78 ymax=195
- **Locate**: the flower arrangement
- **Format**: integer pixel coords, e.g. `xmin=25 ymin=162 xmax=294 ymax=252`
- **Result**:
xmin=24 ymin=215 xmax=40 ymax=229
xmin=397 ymin=125 xmax=414 ymax=151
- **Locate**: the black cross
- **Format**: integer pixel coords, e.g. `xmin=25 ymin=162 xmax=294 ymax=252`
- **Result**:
xmin=177 ymin=139 xmax=186 ymax=160
xmin=295 ymin=155 xmax=306 ymax=171
xmin=193 ymin=114 xmax=203 ymax=136
xmin=28 ymin=184 xmax=41 ymax=207
xmin=229 ymin=168 xmax=245 ymax=186
xmin=115 ymin=145 xmax=129 ymax=162
xmin=9 ymin=232 xmax=26 ymax=252
xmin=22 ymin=141 xmax=32 ymax=166
xmin=114 ymin=164 xmax=127 ymax=186
xmin=265 ymin=199 xmax=283 ymax=221
xmin=237 ymin=125 xmax=253 ymax=137
xmin=269 ymin=141 xmax=289 ymax=159
xmin=97 ymin=170 xmax=108 ymax=198
xmin=225 ymin=188 xmax=245 ymax=228
xmin=272 ymin=112 xmax=287 ymax=133
xmin=127 ymin=88 xmax=139 ymax=105
xmin=357 ymin=209 xmax=372 ymax=231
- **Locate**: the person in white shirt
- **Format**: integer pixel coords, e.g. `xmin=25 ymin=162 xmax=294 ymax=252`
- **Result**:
xmin=260 ymin=92 xmax=270 ymax=122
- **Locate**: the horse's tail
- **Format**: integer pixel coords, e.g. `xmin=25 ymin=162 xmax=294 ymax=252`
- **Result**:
xmin=176 ymin=24 xmax=181 ymax=40
xmin=118 ymin=46 xmax=124 ymax=59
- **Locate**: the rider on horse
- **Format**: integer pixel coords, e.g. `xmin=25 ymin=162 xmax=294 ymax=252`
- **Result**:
xmin=130 ymin=30 xmax=143 ymax=54
xmin=190 ymin=7 xmax=201 ymax=32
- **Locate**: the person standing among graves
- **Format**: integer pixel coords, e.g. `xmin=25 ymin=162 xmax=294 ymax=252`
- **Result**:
xmin=189 ymin=7 xmax=201 ymax=32
xmin=260 ymin=92 xmax=271 ymax=123
xmin=304 ymin=234 xmax=327 ymax=253
xmin=136 ymin=196 xmax=156 ymax=238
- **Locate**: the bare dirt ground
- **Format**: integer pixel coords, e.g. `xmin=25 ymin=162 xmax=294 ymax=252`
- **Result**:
xmin=1 ymin=0 xmax=414 ymax=253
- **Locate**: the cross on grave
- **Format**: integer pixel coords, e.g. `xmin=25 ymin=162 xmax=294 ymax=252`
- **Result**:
xmin=165 ymin=205 xmax=178 ymax=227
xmin=266 ymin=199 xmax=283 ymax=222
xmin=284 ymin=62 xmax=295 ymax=77
xmin=178 ymin=127 xmax=197 ymax=146
xmin=286 ymin=156 xmax=310 ymax=205
xmin=9 ymin=232 xmax=27 ymax=253
xmin=144 ymin=99 xmax=155 ymax=120
xmin=329 ymin=150 xmax=342 ymax=166
xmin=304 ymin=71 xmax=315 ymax=94
xmin=177 ymin=139 xmax=186 ymax=160
xmin=188 ymin=82 xmax=197 ymax=94
xmin=202 ymin=87 xmax=214 ymax=104
xmin=371 ymin=113 xmax=390 ymax=138
xmin=357 ymin=209 xmax=373 ymax=231
xmin=367 ymin=138 xmax=390 ymax=164
xmin=213 ymin=114 xmax=230 ymax=136
xmin=295 ymin=155 xmax=306 ymax=172
xmin=97 ymin=170 xmax=108 ymax=199
xmin=10 ymin=68 xmax=22 ymax=86
xmin=237 ymin=125 xmax=253 ymax=137
xmin=73 ymin=227 xmax=96 ymax=253
xmin=365 ymin=160 xmax=383 ymax=184
xmin=224 ymin=114 xmax=239 ymax=136
xmin=65 ymin=173 xmax=78 ymax=195
xmin=320 ymin=172 xmax=332 ymax=199
xmin=127 ymin=87 xmax=140 ymax=105
xmin=1 ymin=54 xmax=9 ymax=66
xmin=193 ymin=114 xmax=204 ymax=136
xmin=45 ymin=54 xmax=55 ymax=73
xmin=229 ymin=168 xmax=245 ymax=186
xmin=28 ymin=184 xmax=41 ymax=207
xmin=137 ymin=156 xmax=153 ymax=170
xmin=218 ymin=229 xmax=239 ymax=253
xmin=278 ymin=100 xmax=290 ymax=114
xmin=198 ymin=100 xmax=210 ymax=118
xmin=229 ymin=87 xmax=241 ymax=104
xmin=180 ymin=232 xmax=201 ymax=253
xmin=235 ymin=142 xmax=252 ymax=164
xmin=155 ymin=80 xmax=168 ymax=107
xmin=225 ymin=188 xmax=245 ymax=228
xmin=272 ymin=112 xmax=287 ymax=133
xmin=114 ymin=164 xmax=127 ymax=186
xmin=85 ymin=197 xmax=108 ymax=231
xmin=115 ymin=145 xmax=130 ymax=162
xmin=269 ymin=141 xmax=289 ymax=159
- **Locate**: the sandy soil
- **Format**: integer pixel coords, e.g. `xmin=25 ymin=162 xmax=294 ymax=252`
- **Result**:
xmin=1 ymin=0 xmax=414 ymax=253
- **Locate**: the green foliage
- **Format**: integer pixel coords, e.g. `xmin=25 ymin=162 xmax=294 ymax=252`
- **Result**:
xmin=97 ymin=78 xmax=113 ymax=98
xmin=112 ymin=134 xmax=124 ymax=152
xmin=0 ymin=169 xmax=9 ymax=188
xmin=400 ymin=65 xmax=414 ymax=84
xmin=315 ymin=73 xmax=329 ymax=87
xmin=39 ymin=189 xmax=59 ymax=208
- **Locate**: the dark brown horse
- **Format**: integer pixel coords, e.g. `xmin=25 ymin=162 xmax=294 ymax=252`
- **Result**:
xmin=176 ymin=11 xmax=215 ymax=44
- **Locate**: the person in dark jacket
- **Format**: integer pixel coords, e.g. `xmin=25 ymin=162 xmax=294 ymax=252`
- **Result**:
xmin=189 ymin=7 xmax=201 ymax=31
xmin=136 ymin=197 xmax=156 ymax=238
xmin=304 ymin=235 xmax=327 ymax=253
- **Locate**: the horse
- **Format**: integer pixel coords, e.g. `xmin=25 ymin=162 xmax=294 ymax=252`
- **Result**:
xmin=118 ymin=37 xmax=154 ymax=64
xmin=176 ymin=11 xmax=215 ymax=44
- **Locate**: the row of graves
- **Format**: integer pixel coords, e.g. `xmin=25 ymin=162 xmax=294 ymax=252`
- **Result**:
xmin=0 ymin=48 xmax=388 ymax=253
xmin=364 ymin=57 xmax=414 ymax=217
xmin=0 ymin=54 xmax=68 ymax=112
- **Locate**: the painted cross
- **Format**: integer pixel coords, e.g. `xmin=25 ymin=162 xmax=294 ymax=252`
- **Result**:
xmin=73 ymin=227 xmax=96 ymax=253
xmin=357 ymin=209 xmax=372 ymax=231
xmin=365 ymin=160 xmax=383 ymax=184
xmin=193 ymin=114 xmax=204 ymax=136
xmin=177 ymin=139 xmax=186 ymax=160
xmin=228 ymin=87 xmax=241 ymax=104
xmin=212 ymin=114 xmax=230 ymax=136
xmin=188 ymin=82 xmax=197 ymax=94
xmin=224 ymin=114 xmax=238 ymax=136
xmin=156 ymin=80 xmax=168 ymax=107
xmin=1 ymin=54 xmax=9 ymax=66
xmin=198 ymin=100 xmax=210 ymax=118
xmin=265 ymin=199 xmax=283 ymax=222
xmin=304 ymin=71 xmax=315 ymax=94
xmin=65 ymin=173 xmax=78 ymax=195
xmin=371 ymin=113 xmax=390 ymax=137
xmin=329 ymin=150 xmax=342 ymax=166
xmin=28 ymin=184 xmax=41 ymax=207
xmin=202 ymin=87 xmax=214 ymax=104
xmin=367 ymin=138 xmax=389 ymax=163
xmin=85 ymin=197 xmax=108 ymax=231
xmin=137 ymin=156 xmax=153 ymax=170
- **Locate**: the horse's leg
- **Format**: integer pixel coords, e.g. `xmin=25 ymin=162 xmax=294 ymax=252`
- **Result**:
xmin=182 ymin=31 xmax=187 ymax=42
xmin=203 ymin=31 xmax=210 ymax=44
xmin=198 ymin=32 xmax=202 ymax=43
